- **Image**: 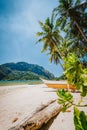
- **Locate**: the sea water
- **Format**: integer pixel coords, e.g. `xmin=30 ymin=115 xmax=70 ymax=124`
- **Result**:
xmin=0 ymin=80 xmax=42 ymax=86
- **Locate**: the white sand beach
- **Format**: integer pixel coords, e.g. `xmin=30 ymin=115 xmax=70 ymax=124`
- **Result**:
xmin=0 ymin=84 xmax=58 ymax=130
xmin=0 ymin=84 xmax=87 ymax=130
xmin=48 ymin=93 xmax=87 ymax=130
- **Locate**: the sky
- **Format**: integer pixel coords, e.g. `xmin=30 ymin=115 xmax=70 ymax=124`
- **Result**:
xmin=0 ymin=0 xmax=63 ymax=77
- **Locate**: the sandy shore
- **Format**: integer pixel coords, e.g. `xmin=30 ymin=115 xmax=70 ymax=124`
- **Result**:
xmin=0 ymin=84 xmax=57 ymax=130
xmin=0 ymin=84 xmax=87 ymax=130
xmin=47 ymin=93 xmax=87 ymax=130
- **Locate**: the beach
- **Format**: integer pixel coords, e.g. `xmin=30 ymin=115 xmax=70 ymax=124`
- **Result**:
xmin=0 ymin=84 xmax=87 ymax=130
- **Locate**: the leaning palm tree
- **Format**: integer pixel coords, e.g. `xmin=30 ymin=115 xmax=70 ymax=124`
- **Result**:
xmin=36 ymin=0 xmax=87 ymax=69
xmin=36 ymin=16 xmax=64 ymax=67
xmin=53 ymin=0 xmax=87 ymax=42
xmin=52 ymin=0 xmax=87 ymax=61
xmin=49 ymin=46 xmax=64 ymax=69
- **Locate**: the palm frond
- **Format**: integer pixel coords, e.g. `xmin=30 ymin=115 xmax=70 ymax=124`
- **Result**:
xmin=36 ymin=32 xmax=45 ymax=36
xmin=41 ymin=42 xmax=49 ymax=52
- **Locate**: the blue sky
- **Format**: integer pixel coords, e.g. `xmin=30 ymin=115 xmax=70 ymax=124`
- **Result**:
xmin=0 ymin=0 xmax=63 ymax=77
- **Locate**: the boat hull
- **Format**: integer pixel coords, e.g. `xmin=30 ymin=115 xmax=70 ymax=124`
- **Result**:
xmin=40 ymin=78 xmax=75 ymax=90
xmin=45 ymin=83 xmax=75 ymax=90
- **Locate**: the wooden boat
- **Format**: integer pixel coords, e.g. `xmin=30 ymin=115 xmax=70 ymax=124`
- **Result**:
xmin=40 ymin=78 xmax=75 ymax=90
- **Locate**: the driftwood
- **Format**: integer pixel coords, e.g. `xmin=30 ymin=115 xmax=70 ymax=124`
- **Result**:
xmin=9 ymin=100 xmax=62 ymax=130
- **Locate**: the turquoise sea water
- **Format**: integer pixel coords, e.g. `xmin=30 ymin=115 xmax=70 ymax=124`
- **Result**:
xmin=0 ymin=80 xmax=43 ymax=86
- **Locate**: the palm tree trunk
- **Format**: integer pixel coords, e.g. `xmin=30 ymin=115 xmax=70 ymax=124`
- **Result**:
xmin=75 ymin=21 xmax=87 ymax=42
xmin=52 ymin=38 xmax=64 ymax=59
xmin=51 ymin=38 xmax=65 ymax=70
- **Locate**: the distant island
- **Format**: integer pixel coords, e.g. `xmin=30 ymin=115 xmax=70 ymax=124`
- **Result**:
xmin=0 ymin=62 xmax=55 ymax=80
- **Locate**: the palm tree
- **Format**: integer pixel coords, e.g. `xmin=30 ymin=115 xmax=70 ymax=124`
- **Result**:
xmin=53 ymin=0 xmax=87 ymax=42
xmin=36 ymin=0 xmax=87 ymax=70
xmin=36 ymin=16 xmax=64 ymax=68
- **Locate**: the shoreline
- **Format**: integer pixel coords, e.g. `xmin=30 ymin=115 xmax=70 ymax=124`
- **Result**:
xmin=0 ymin=80 xmax=42 ymax=86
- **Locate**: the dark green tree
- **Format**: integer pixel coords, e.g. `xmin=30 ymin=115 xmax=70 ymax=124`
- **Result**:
xmin=53 ymin=0 xmax=87 ymax=59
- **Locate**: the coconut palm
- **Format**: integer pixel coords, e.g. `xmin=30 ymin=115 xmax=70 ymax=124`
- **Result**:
xmin=36 ymin=16 xmax=64 ymax=67
xmin=52 ymin=0 xmax=87 ymax=61
xmin=36 ymin=0 xmax=87 ymax=69
xmin=53 ymin=0 xmax=87 ymax=42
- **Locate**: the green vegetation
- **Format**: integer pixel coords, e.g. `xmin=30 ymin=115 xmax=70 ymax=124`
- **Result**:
xmin=57 ymin=89 xmax=73 ymax=112
xmin=55 ymin=74 xmax=66 ymax=80
xmin=4 ymin=71 xmax=40 ymax=80
xmin=63 ymin=53 xmax=85 ymax=91
xmin=37 ymin=0 xmax=87 ymax=129
xmin=0 ymin=62 xmax=54 ymax=80
xmin=74 ymin=107 xmax=87 ymax=130
xmin=36 ymin=0 xmax=87 ymax=65
xmin=57 ymin=89 xmax=87 ymax=130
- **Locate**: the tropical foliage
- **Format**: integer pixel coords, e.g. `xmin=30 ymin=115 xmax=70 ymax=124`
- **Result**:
xmin=57 ymin=89 xmax=74 ymax=112
xmin=63 ymin=53 xmax=84 ymax=90
xmin=37 ymin=0 xmax=87 ymax=67
xmin=36 ymin=0 xmax=87 ymax=129
xmin=53 ymin=0 xmax=87 ymax=58
xmin=74 ymin=107 xmax=87 ymax=130
xmin=36 ymin=16 xmax=64 ymax=67
xmin=57 ymin=89 xmax=87 ymax=130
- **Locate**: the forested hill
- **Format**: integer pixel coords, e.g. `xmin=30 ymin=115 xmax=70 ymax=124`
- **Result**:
xmin=0 ymin=62 xmax=55 ymax=80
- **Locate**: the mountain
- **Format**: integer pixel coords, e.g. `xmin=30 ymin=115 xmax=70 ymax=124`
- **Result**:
xmin=0 ymin=62 xmax=55 ymax=80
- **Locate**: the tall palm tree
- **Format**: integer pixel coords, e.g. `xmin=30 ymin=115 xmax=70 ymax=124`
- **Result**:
xmin=36 ymin=16 xmax=64 ymax=68
xmin=36 ymin=0 xmax=87 ymax=70
xmin=53 ymin=0 xmax=87 ymax=42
